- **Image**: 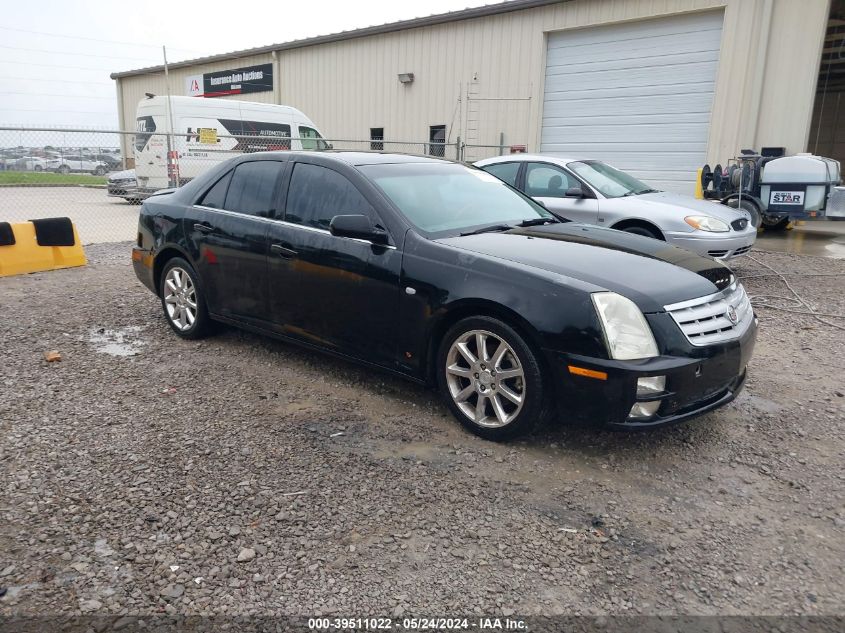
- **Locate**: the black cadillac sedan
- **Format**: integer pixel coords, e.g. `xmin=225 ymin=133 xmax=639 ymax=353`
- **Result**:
xmin=132 ymin=151 xmax=756 ymax=441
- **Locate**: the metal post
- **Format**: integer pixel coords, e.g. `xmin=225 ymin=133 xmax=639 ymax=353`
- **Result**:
xmin=456 ymin=136 xmax=461 ymax=161
xmin=162 ymin=46 xmax=178 ymax=188
xmin=499 ymin=132 xmax=505 ymax=156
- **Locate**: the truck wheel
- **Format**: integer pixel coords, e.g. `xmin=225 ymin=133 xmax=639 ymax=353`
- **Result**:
xmin=761 ymin=215 xmax=790 ymax=231
xmin=726 ymin=198 xmax=762 ymax=229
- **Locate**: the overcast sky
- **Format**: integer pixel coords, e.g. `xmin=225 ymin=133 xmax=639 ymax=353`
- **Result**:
xmin=0 ymin=0 xmax=493 ymax=130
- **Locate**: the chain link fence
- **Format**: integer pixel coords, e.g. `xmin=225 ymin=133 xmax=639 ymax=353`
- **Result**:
xmin=0 ymin=126 xmax=526 ymax=245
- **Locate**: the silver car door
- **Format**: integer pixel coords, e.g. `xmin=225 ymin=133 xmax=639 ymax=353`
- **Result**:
xmin=523 ymin=162 xmax=599 ymax=224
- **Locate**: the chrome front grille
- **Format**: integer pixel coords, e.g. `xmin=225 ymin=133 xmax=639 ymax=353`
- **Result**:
xmin=664 ymin=282 xmax=753 ymax=346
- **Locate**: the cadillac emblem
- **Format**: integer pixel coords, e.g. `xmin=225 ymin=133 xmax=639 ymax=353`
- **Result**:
xmin=726 ymin=305 xmax=739 ymax=325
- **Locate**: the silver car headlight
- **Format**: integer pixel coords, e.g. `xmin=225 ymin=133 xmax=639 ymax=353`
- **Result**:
xmin=684 ymin=215 xmax=729 ymax=232
xmin=592 ymin=292 xmax=659 ymax=360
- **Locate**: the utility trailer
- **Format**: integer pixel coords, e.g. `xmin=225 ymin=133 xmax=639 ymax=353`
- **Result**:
xmin=698 ymin=150 xmax=842 ymax=230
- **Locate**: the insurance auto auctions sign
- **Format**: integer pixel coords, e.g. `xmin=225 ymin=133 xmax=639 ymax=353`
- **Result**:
xmin=186 ymin=63 xmax=274 ymax=98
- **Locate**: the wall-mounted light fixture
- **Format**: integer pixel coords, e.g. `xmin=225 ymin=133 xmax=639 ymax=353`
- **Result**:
xmin=397 ymin=73 xmax=415 ymax=84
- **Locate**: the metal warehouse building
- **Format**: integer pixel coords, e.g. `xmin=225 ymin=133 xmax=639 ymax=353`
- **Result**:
xmin=111 ymin=0 xmax=839 ymax=194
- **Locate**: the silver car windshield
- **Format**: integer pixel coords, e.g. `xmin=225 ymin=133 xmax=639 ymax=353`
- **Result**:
xmin=360 ymin=162 xmax=552 ymax=236
xmin=568 ymin=161 xmax=656 ymax=199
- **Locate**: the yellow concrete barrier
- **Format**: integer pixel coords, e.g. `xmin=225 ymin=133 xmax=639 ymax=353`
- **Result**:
xmin=0 ymin=221 xmax=86 ymax=277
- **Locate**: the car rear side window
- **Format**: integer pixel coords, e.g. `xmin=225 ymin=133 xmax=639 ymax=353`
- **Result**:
xmin=222 ymin=161 xmax=284 ymax=216
xmin=198 ymin=171 xmax=232 ymax=209
xmin=524 ymin=163 xmax=575 ymax=198
xmin=482 ymin=162 xmax=520 ymax=187
xmin=285 ymin=163 xmax=373 ymax=230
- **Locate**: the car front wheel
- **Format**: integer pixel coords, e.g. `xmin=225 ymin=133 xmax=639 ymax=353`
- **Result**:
xmin=437 ymin=316 xmax=547 ymax=441
xmin=159 ymin=257 xmax=211 ymax=339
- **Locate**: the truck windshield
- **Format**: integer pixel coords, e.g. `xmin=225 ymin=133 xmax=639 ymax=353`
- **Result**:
xmin=567 ymin=160 xmax=655 ymax=198
xmin=134 ymin=116 xmax=156 ymax=152
xmin=360 ymin=162 xmax=552 ymax=237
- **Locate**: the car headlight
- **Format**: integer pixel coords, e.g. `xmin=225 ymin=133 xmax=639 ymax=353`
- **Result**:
xmin=592 ymin=292 xmax=659 ymax=360
xmin=685 ymin=215 xmax=729 ymax=232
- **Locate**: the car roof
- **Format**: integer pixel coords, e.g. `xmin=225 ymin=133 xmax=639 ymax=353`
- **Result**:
xmin=248 ymin=150 xmax=453 ymax=167
xmin=476 ymin=153 xmax=592 ymax=166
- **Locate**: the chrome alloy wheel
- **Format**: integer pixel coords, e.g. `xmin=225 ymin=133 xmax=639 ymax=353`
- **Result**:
xmin=445 ymin=329 xmax=526 ymax=428
xmin=163 ymin=267 xmax=197 ymax=331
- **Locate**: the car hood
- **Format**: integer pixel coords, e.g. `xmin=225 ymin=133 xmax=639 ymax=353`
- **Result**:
xmin=615 ymin=191 xmax=747 ymax=223
xmin=436 ymin=223 xmax=733 ymax=312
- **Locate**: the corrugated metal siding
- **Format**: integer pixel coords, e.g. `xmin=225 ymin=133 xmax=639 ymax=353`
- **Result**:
xmin=540 ymin=10 xmax=724 ymax=192
xmin=274 ymin=0 xmax=729 ymax=156
xmin=117 ymin=53 xmax=275 ymax=157
xmin=115 ymin=0 xmax=828 ymax=171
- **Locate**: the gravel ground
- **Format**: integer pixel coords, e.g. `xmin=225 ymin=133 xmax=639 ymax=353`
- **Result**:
xmin=1 ymin=244 xmax=843 ymax=619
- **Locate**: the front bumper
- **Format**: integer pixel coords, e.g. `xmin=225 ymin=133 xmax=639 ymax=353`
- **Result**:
xmin=108 ymin=183 xmax=148 ymax=199
xmin=665 ymin=230 xmax=756 ymax=260
xmin=545 ymin=315 xmax=756 ymax=430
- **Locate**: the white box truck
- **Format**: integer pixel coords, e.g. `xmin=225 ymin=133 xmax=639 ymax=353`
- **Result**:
xmin=132 ymin=95 xmax=328 ymax=195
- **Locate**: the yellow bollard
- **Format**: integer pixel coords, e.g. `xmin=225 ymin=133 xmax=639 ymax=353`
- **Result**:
xmin=694 ymin=168 xmax=704 ymax=200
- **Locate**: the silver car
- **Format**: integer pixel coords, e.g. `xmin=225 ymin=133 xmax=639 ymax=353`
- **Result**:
xmin=475 ymin=154 xmax=757 ymax=260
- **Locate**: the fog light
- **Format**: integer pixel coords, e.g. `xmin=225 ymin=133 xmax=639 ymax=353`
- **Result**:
xmin=637 ymin=375 xmax=666 ymax=395
xmin=629 ymin=375 xmax=666 ymax=419
xmin=629 ymin=401 xmax=661 ymax=419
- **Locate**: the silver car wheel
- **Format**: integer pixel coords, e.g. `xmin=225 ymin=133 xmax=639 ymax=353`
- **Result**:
xmin=445 ymin=329 xmax=526 ymax=428
xmin=163 ymin=267 xmax=197 ymax=331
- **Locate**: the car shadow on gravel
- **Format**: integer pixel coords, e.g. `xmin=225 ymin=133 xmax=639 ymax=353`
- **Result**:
xmin=217 ymin=322 xmax=732 ymax=459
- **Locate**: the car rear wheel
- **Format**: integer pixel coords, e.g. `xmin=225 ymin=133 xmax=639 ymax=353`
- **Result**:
xmin=159 ymin=258 xmax=211 ymax=339
xmin=58 ymin=165 xmax=70 ymax=174
xmin=94 ymin=166 xmax=106 ymax=176
xmin=622 ymin=225 xmax=661 ymax=240
xmin=437 ymin=316 xmax=546 ymax=441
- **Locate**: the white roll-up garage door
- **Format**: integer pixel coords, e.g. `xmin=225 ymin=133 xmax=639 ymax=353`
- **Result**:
xmin=540 ymin=11 xmax=724 ymax=194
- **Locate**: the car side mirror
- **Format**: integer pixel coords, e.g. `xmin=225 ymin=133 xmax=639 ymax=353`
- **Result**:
xmin=330 ymin=214 xmax=389 ymax=245
xmin=565 ymin=187 xmax=586 ymax=198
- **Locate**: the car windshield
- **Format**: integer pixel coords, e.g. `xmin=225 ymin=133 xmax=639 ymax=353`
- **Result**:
xmin=567 ymin=160 xmax=656 ymax=198
xmin=359 ymin=162 xmax=552 ymax=236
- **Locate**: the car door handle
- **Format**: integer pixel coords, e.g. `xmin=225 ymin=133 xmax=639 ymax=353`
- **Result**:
xmin=193 ymin=223 xmax=214 ymax=234
xmin=270 ymin=243 xmax=298 ymax=259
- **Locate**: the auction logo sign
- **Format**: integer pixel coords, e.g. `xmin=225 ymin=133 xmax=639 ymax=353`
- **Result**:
xmin=186 ymin=63 xmax=274 ymax=98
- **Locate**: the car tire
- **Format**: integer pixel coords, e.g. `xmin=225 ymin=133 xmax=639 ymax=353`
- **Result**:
xmin=34 ymin=165 xmax=43 ymax=172
xmin=437 ymin=316 xmax=547 ymax=441
xmin=94 ymin=166 xmax=106 ymax=176
xmin=58 ymin=165 xmax=70 ymax=174
xmin=726 ymin=198 xmax=762 ymax=229
xmin=622 ymin=225 xmax=661 ymax=240
xmin=159 ymin=257 xmax=212 ymax=340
